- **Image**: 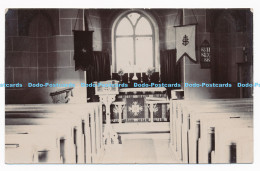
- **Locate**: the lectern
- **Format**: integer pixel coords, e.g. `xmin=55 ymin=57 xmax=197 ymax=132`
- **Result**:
xmin=94 ymin=80 xmax=119 ymax=145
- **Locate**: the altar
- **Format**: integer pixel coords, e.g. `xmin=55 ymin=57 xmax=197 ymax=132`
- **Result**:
xmin=108 ymin=87 xmax=170 ymax=124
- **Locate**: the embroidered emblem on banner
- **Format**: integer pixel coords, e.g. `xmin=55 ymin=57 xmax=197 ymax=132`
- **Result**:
xmin=82 ymin=48 xmax=87 ymax=53
xmin=182 ymin=35 xmax=189 ymax=46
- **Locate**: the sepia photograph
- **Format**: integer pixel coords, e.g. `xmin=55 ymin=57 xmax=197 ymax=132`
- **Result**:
xmin=3 ymin=6 xmax=255 ymax=165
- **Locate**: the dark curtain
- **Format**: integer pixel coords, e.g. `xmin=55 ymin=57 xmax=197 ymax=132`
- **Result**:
xmin=73 ymin=30 xmax=94 ymax=71
xmin=87 ymin=51 xmax=111 ymax=102
xmin=160 ymin=49 xmax=181 ymax=97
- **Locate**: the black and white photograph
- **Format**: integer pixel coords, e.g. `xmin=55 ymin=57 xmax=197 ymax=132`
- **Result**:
xmin=1 ymin=0 xmax=258 ymax=168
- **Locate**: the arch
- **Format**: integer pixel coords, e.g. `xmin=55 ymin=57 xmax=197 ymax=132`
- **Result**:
xmin=18 ymin=10 xmax=56 ymax=36
xmin=214 ymin=10 xmax=236 ymax=33
xmin=111 ymin=10 xmax=160 ymax=73
xmin=28 ymin=12 xmax=54 ymax=37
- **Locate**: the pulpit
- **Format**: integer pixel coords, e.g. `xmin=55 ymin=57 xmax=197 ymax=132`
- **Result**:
xmin=50 ymin=87 xmax=74 ymax=103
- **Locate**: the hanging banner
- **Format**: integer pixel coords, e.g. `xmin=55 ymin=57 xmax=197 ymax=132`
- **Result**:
xmin=73 ymin=30 xmax=94 ymax=71
xmin=175 ymin=25 xmax=196 ymax=63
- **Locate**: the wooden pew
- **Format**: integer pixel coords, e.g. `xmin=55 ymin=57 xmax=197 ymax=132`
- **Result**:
xmin=170 ymin=98 xmax=253 ymax=164
xmin=186 ymin=100 xmax=252 ymax=163
xmin=6 ymin=124 xmax=73 ymax=163
xmin=200 ymin=117 xmax=253 ymax=163
xmin=6 ymin=106 xmax=82 ymax=163
xmin=186 ymin=109 xmax=252 ymax=163
xmin=188 ymin=101 xmax=252 ymax=163
xmin=5 ymin=103 xmax=104 ymax=164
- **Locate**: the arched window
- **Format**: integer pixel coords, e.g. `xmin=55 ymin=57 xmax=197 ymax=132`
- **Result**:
xmin=113 ymin=12 xmax=156 ymax=73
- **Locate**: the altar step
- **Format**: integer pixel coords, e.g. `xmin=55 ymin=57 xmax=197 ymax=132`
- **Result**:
xmin=119 ymin=132 xmax=170 ymax=140
xmin=99 ymin=133 xmax=178 ymax=164
xmin=111 ymin=122 xmax=170 ymax=134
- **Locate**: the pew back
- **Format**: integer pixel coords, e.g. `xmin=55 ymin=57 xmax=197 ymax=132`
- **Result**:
xmin=5 ymin=103 xmax=104 ymax=164
xmin=169 ymin=98 xmax=253 ymax=164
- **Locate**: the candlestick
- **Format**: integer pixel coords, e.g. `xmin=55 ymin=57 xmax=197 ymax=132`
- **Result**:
xmin=132 ymin=65 xmax=138 ymax=80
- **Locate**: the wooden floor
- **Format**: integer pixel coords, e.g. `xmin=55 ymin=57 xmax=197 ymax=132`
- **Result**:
xmin=100 ymin=133 xmax=178 ymax=164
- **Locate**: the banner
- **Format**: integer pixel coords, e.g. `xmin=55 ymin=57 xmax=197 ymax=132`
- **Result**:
xmin=175 ymin=25 xmax=196 ymax=63
xmin=73 ymin=30 xmax=94 ymax=71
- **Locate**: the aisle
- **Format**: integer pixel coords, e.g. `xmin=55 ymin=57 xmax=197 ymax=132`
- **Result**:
xmin=100 ymin=133 xmax=178 ymax=164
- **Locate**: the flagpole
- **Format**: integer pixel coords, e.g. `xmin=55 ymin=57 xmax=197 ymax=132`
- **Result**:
xmin=182 ymin=8 xmax=186 ymax=94
xmin=83 ymin=9 xmax=85 ymax=31
xmin=82 ymin=9 xmax=88 ymax=102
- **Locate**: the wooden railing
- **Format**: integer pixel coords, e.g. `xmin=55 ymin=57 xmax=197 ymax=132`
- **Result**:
xmin=5 ymin=103 xmax=104 ymax=164
xmin=169 ymin=98 xmax=253 ymax=163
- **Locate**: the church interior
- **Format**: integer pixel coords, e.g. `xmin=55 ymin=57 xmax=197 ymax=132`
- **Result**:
xmin=5 ymin=8 xmax=253 ymax=164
